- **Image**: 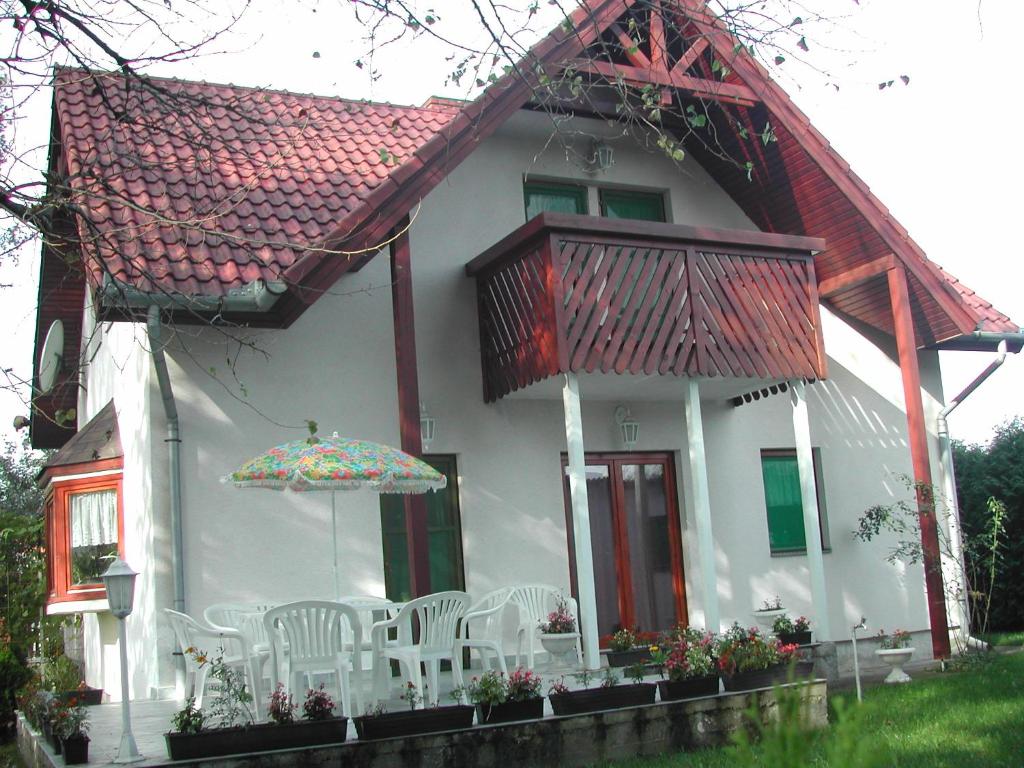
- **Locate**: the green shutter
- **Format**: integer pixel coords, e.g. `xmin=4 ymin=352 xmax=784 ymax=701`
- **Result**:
xmin=600 ymin=190 xmax=666 ymax=222
xmin=524 ymin=183 xmax=587 ymax=220
xmin=380 ymin=455 xmax=465 ymax=601
xmin=761 ymin=454 xmax=807 ymax=552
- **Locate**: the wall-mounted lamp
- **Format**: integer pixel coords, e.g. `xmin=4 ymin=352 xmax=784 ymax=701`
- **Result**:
xmin=589 ymin=139 xmax=615 ymax=173
xmin=419 ymin=402 xmax=436 ymax=452
xmin=614 ymin=405 xmax=639 ymax=450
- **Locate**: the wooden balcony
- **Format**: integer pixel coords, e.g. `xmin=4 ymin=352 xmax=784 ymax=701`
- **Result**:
xmin=465 ymin=213 xmax=828 ymax=402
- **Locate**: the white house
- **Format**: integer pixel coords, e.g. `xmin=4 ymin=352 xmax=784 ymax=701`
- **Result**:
xmin=31 ymin=0 xmax=1021 ymax=701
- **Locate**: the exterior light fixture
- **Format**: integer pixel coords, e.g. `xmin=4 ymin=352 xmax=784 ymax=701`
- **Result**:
xmin=419 ymin=402 xmax=436 ymax=452
xmin=614 ymin=405 xmax=639 ymax=451
xmin=589 ymin=139 xmax=615 ymax=173
xmin=102 ymin=557 xmax=143 ymax=763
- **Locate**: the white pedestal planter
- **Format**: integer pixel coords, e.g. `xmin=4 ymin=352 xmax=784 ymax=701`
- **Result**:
xmin=540 ymin=632 xmax=580 ymax=670
xmin=875 ymin=648 xmax=914 ymax=684
xmin=752 ymin=608 xmax=786 ymax=632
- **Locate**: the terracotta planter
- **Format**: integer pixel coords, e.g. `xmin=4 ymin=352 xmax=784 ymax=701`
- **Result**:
xmin=604 ymin=648 xmax=653 ymax=668
xmin=777 ymin=631 xmax=812 ymax=646
xmin=164 ymin=717 xmax=349 ymax=760
xmin=549 ymin=683 xmax=656 ymax=716
xmin=721 ymin=664 xmax=789 ymax=692
xmin=353 ymin=705 xmax=474 ymax=740
xmin=657 ymin=675 xmax=719 ymax=701
xmin=61 ymin=735 xmax=89 ymax=765
xmin=475 ymin=697 xmax=545 ymax=725
xmin=875 ymin=648 xmax=914 ymax=684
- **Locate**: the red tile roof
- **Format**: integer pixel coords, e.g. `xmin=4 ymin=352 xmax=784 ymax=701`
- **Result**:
xmin=53 ymin=67 xmax=459 ymax=297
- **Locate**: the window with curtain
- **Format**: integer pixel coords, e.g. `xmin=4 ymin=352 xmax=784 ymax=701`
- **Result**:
xmin=69 ymin=489 xmax=119 ymax=585
xmin=46 ymin=474 xmax=123 ymax=604
xmin=760 ymin=449 xmax=830 ymax=555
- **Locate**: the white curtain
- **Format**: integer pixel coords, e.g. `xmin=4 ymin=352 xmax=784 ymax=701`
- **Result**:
xmin=70 ymin=489 xmax=117 ymax=547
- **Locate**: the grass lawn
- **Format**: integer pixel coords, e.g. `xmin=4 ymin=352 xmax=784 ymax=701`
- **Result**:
xmin=979 ymin=630 xmax=1024 ymax=647
xmin=603 ymin=651 xmax=1024 ymax=768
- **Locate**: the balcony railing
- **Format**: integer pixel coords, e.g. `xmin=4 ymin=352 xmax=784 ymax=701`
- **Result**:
xmin=465 ymin=213 xmax=827 ymax=402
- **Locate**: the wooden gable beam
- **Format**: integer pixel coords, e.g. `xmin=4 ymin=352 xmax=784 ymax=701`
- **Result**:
xmin=609 ymin=23 xmax=651 ymax=68
xmin=817 ymin=254 xmax=895 ymax=298
xmin=580 ymin=60 xmax=759 ymax=107
xmin=672 ymin=37 xmax=709 ymax=75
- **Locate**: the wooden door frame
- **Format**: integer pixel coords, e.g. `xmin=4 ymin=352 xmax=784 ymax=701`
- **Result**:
xmin=560 ymin=451 xmax=688 ymax=641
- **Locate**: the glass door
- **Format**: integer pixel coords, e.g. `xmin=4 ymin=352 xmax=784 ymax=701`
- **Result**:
xmin=563 ymin=453 xmax=687 ymax=640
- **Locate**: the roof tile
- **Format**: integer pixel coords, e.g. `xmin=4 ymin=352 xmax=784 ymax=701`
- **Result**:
xmin=54 ymin=68 xmax=458 ymax=296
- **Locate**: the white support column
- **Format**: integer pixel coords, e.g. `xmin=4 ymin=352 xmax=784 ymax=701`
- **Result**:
xmin=790 ymin=379 xmax=832 ymax=641
xmin=561 ymin=373 xmax=600 ymax=669
xmin=683 ymin=378 xmax=720 ymax=634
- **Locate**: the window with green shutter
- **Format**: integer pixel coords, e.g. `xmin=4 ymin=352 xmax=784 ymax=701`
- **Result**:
xmin=760 ymin=449 xmax=830 ymax=555
xmin=599 ymin=189 xmax=666 ymax=222
xmin=380 ymin=455 xmax=465 ymax=601
xmin=524 ymin=182 xmax=588 ymax=220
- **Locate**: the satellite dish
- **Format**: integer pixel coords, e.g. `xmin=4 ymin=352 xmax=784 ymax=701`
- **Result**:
xmin=38 ymin=320 xmax=64 ymax=394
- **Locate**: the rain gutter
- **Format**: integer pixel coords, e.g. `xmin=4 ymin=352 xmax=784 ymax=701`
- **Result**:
xmin=937 ymin=339 xmax=1016 ymax=650
xmin=100 ymin=275 xmax=287 ymax=314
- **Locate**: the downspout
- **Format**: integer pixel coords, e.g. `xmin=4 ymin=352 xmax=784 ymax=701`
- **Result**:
xmin=937 ymin=339 xmax=1014 ymax=651
xmin=146 ymin=306 xmax=186 ymax=690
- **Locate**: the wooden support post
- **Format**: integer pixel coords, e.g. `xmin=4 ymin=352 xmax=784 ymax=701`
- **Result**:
xmin=390 ymin=218 xmax=431 ymax=598
xmin=790 ymin=380 xmax=832 ymax=641
xmin=683 ymin=378 xmax=720 ymax=633
xmin=562 ymin=373 xmax=600 ymax=670
xmin=887 ymin=266 xmax=951 ymax=659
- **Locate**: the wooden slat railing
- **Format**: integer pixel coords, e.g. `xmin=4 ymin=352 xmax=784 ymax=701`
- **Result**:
xmin=467 ymin=213 xmax=826 ymax=401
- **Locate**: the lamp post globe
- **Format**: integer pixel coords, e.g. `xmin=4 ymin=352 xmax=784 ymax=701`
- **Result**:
xmin=101 ymin=557 xmax=138 ymax=618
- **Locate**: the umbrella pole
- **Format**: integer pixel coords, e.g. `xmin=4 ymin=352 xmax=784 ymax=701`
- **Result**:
xmin=332 ymin=491 xmax=341 ymax=600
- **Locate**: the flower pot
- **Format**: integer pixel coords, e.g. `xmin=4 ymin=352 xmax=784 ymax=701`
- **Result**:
xmin=43 ymin=721 xmax=61 ymax=754
xmin=548 ymin=683 xmax=656 ymax=716
xmin=61 ymin=735 xmax=89 ymax=765
xmin=777 ymin=630 xmax=812 ymax=646
xmin=58 ymin=687 xmax=103 ymax=706
xmin=604 ymin=647 xmax=653 ymax=668
xmin=875 ymin=648 xmax=914 ymax=684
xmin=164 ymin=717 xmax=349 ymax=760
xmin=657 ymin=675 xmax=719 ymax=701
xmin=475 ymin=697 xmax=545 ymax=725
xmin=539 ymin=633 xmax=580 ymax=668
xmin=721 ymin=664 xmax=789 ymax=692
xmin=353 ymin=705 xmax=475 ymax=740
xmin=752 ymin=608 xmax=786 ymax=631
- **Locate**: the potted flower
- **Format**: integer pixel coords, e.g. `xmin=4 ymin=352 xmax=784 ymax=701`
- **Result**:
xmin=652 ymin=628 xmax=719 ymax=701
xmin=547 ymin=665 xmax=656 ymax=716
xmin=752 ymin=596 xmax=786 ymax=631
xmin=538 ymin=598 xmax=580 ymax=666
xmin=874 ymin=629 xmax=914 ymax=684
xmin=460 ymin=668 xmax=545 ymax=724
xmin=352 ymin=681 xmax=475 ymax=740
xmin=772 ymin=614 xmax=813 ymax=646
xmin=52 ymin=692 xmax=89 ymax=765
xmin=45 ymin=655 xmax=104 ymax=706
xmin=604 ymin=628 xmax=657 ymax=668
xmin=716 ymin=623 xmax=800 ymax=692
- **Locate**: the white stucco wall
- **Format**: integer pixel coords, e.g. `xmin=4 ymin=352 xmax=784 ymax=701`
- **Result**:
xmin=71 ymin=109 xmax=956 ymax=697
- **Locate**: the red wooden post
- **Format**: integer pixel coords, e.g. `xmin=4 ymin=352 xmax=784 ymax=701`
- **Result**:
xmin=390 ymin=218 xmax=432 ymax=598
xmin=887 ymin=266 xmax=951 ymax=659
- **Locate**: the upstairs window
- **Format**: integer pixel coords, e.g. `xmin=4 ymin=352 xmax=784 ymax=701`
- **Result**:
xmin=599 ymin=189 xmax=666 ymax=222
xmin=524 ymin=182 xmax=588 ymax=220
xmin=759 ymin=449 xmax=830 ymax=556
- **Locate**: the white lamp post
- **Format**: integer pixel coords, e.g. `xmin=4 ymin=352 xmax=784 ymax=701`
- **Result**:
xmin=102 ymin=557 xmax=143 ymax=763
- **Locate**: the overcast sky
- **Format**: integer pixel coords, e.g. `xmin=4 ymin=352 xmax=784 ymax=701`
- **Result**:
xmin=1 ymin=0 xmax=1021 ymax=447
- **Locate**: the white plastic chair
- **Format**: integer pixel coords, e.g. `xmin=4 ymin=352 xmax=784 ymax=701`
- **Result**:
xmin=164 ymin=609 xmax=263 ymax=711
xmin=370 ymin=591 xmax=469 ymax=707
xmin=509 ymin=585 xmax=583 ymax=670
xmin=204 ymin=603 xmax=277 ymax=698
xmin=456 ymin=587 xmax=513 ymax=675
xmin=263 ymin=601 xmax=364 ymax=717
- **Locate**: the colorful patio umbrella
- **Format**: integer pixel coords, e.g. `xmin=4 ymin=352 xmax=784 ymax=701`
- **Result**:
xmin=225 ymin=433 xmax=446 ymax=596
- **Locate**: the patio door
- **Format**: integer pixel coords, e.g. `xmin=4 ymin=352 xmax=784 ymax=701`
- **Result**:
xmin=562 ymin=453 xmax=687 ymax=641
